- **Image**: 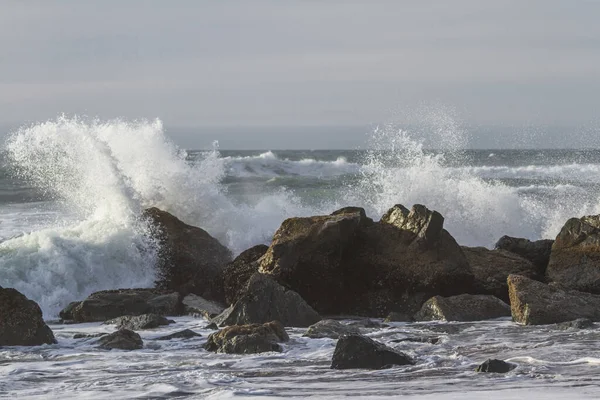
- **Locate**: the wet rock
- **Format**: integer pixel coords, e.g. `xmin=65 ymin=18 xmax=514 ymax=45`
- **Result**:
xmin=73 ymin=332 xmax=107 ymax=339
xmin=97 ymin=329 xmax=143 ymax=350
xmin=204 ymin=322 xmax=218 ymax=330
xmin=384 ymin=311 xmax=413 ymax=322
xmin=143 ymin=207 xmax=232 ymax=300
xmin=204 ymin=321 xmax=289 ymax=354
xmin=156 ymin=329 xmax=201 ymax=340
xmin=105 ymin=313 xmax=174 ymax=330
xmin=414 ymin=294 xmax=511 ymax=322
xmin=58 ymin=301 xmax=80 ymax=321
xmin=508 ymin=274 xmax=600 ymax=325
xmin=303 ymin=319 xmax=360 ymax=339
xmin=212 ymin=273 xmax=321 ymax=327
xmin=495 ymin=235 xmax=553 ymax=274
xmin=0 ymin=288 xmax=57 ymax=346
xmin=347 ymin=318 xmax=384 ymax=329
xmin=476 ymin=359 xmax=516 ymax=373
xmin=223 ymin=244 xmax=268 ymax=304
xmin=331 ymin=334 xmax=415 ymax=370
xmin=555 ymin=318 xmax=594 ymax=330
xmin=391 ymin=337 xmax=440 ymax=344
xmin=182 ymin=294 xmax=225 ymax=319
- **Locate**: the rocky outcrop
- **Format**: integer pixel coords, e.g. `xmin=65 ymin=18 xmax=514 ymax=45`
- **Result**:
xmin=105 ymin=313 xmax=174 ymax=330
xmin=143 ymin=207 xmax=232 ymax=300
xmin=331 ymin=335 xmax=415 ymax=370
xmin=203 ymin=321 xmax=289 ymax=354
xmin=495 ymin=235 xmax=553 ymax=274
xmin=476 ymin=359 xmax=516 ymax=373
xmin=0 ymin=288 xmax=57 ymax=346
xmin=303 ymin=319 xmax=360 ymax=339
xmin=463 ymin=246 xmax=540 ymax=302
xmin=156 ymin=329 xmax=201 ymax=340
xmin=97 ymin=329 xmax=143 ymax=350
xmin=61 ymin=289 xmax=182 ymax=323
xmin=223 ymin=244 xmax=268 ymax=304
xmin=182 ymin=294 xmax=225 ymax=319
xmin=546 ymin=215 xmax=600 ymax=293
xmin=414 ymin=294 xmax=510 ymax=322
xmin=508 ymin=274 xmax=600 ymax=325
xmin=258 ymin=204 xmax=474 ymax=317
xmin=212 ymin=273 xmax=321 ymax=327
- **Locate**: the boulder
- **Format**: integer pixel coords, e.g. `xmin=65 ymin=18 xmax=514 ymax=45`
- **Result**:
xmin=156 ymin=329 xmax=201 ymax=340
xmin=508 ymin=274 xmax=600 ymax=325
xmin=463 ymin=246 xmax=539 ymax=303
xmin=555 ymin=318 xmax=594 ymax=330
xmin=476 ymin=359 xmax=516 ymax=373
xmin=331 ymin=334 xmax=415 ymax=370
xmin=182 ymin=294 xmax=225 ymax=319
xmin=97 ymin=329 xmax=143 ymax=350
xmin=303 ymin=319 xmax=360 ymax=339
xmin=62 ymin=289 xmax=182 ymax=323
xmin=546 ymin=215 xmax=600 ymax=293
xmin=414 ymin=294 xmax=511 ymax=322
xmin=105 ymin=313 xmax=174 ymax=330
xmin=0 ymin=288 xmax=57 ymax=346
xmin=495 ymin=235 xmax=553 ymax=274
xmin=258 ymin=204 xmax=474 ymax=317
xmin=203 ymin=321 xmax=289 ymax=354
xmin=212 ymin=273 xmax=321 ymax=327
xmin=223 ymin=244 xmax=269 ymax=304
xmin=143 ymin=207 xmax=232 ymax=300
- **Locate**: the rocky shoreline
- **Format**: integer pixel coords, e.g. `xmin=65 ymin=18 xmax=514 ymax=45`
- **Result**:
xmin=3 ymin=203 xmax=600 ymax=372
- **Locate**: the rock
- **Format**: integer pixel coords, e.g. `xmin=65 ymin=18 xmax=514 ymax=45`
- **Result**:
xmin=58 ymin=301 xmax=80 ymax=321
xmin=212 ymin=273 xmax=321 ymax=327
xmin=391 ymin=337 xmax=440 ymax=344
xmin=182 ymin=294 xmax=225 ymax=319
xmin=223 ymin=244 xmax=268 ymax=304
xmin=414 ymin=294 xmax=511 ymax=322
xmin=463 ymin=246 xmax=540 ymax=303
xmin=73 ymin=333 xmax=107 ymax=339
xmin=156 ymin=329 xmax=201 ymax=340
xmin=546 ymin=215 xmax=600 ymax=293
xmin=97 ymin=329 xmax=143 ymax=350
xmin=204 ymin=322 xmax=218 ymax=330
xmin=143 ymin=207 xmax=232 ymax=300
xmin=476 ymin=359 xmax=516 ymax=373
xmin=203 ymin=321 xmax=289 ymax=354
xmin=555 ymin=318 xmax=594 ymax=330
xmin=63 ymin=289 xmax=182 ymax=323
xmin=347 ymin=319 xmax=384 ymax=329
xmin=384 ymin=311 xmax=413 ymax=322
xmin=105 ymin=313 xmax=174 ymax=330
xmin=0 ymin=288 xmax=57 ymax=346
xmin=303 ymin=319 xmax=360 ymax=339
xmin=331 ymin=334 xmax=415 ymax=370
xmin=508 ymin=274 xmax=600 ymax=325
xmin=258 ymin=204 xmax=474 ymax=317
xmin=495 ymin=235 xmax=554 ymax=273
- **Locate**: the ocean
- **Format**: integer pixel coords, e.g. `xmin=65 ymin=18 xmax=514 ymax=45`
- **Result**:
xmin=1 ymin=117 xmax=600 ymax=398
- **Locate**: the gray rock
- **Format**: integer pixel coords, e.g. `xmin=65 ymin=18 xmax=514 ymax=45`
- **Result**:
xmin=331 ymin=334 xmax=415 ymax=370
xmin=204 ymin=321 xmax=289 ymax=354
xmin=73 ymin=332 xmax=107 ymax=339
xmin=223 ymin=244 xmax=269 ymax=305
xmin=303 ymin=319 xmax=360 ymax=339
xmin=476 ymin=359 xmax=516 ymax=373
xmin=391 ymin=337 xmax=440 ymax=344
xmin=555 ymin=318 xmax=595 ymax=330
xmin=105 ymin=313 xmax=174 ymax=330
xmin=495 ymin=235 xmax=553 ymax=274
xmin=0 ymin=288 xmax=57 ymax=346
xmin=156 ymin=329 xmax=201 ymax=340
xmin=182 ymin=294 xmax=225 ymax=319
xmin=97 ymin=329 xmax=143 ymax=350
xmin=414 ymin=294 xmax=511 ymax=322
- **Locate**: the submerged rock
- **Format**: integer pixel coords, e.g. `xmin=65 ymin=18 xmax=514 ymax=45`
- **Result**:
xmin=0 ymin=288 xmax=57 ymax=346
xmin=414 ymin=294 xmax=510 ymax=322
xmin=555 ymin=318 xmax=595 ymax=330
xmin=105 ymin=313 xmax=174 ymax=330
xmin=476 ymin=359 xmax=516 ymax=373
xmin=495 ymin=235 xmax=553 ymax=274
xmin=73 ymin=332 xmax=107 ymax=339
xmin=156 ymin=329 xmax=201 ymax=340
xmin=204 ymin=321 xmax=289 ymax=354
xmin=223 ymin=244 xmax=269 ymax=305
xmin=97 ymin=329 xmax=143 ymax=350
xmin=331 ymin=334 xmax=415 ymax=370
xmin=182 ymin=294 xmax=225 ymax=319
xmin=303 ymin=319 xmax=360 ymax=339
xmin=384 ymin=311 xmax=413 ymax=322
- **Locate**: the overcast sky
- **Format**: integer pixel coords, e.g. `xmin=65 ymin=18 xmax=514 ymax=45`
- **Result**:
xmin=1 ymin=1 xmax=599 ymax=148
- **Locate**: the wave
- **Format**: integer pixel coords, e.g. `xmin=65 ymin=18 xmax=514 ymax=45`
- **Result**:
xmin=451 ymin=163 xmax=600 ymax=183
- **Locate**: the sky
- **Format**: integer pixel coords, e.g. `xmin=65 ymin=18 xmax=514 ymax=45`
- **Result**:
xmin=1 ymin=0 xmax=599 ymax=149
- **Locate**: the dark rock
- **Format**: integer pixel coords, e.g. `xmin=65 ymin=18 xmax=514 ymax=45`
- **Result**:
xmin=384 ymin=311 xmax=413 ymax=322
xmin=73 ymin=333 xmax=107 ymax=339
xmin=59 ymin=302 xmax=80 ymax=321
xmin=414 ymin=294 xmax=511 ymax=322
xmin=0 ymin=288 xmax=57 ymax=346
xmin=331 ymin=334 xmax=415 ymax=370
xmin=204 ymin=322 xmax=218 ymax=330
xmin=463 ymin=246 xmax=540 ymax=303
xmin=212 ymin=273 xmax=321 ymax=327
xmin=347 ymin=319 xmax=384 ymax=329
xmin=223 ymin=244 xmax=268 ymax=304
xmin=495 ymin=235 xmax=554 ymax=274
xmin=182 ymin=294 xmax=225 ymax=319
xmin=143 ymin=207 xmax=232 ymax=300
xmin=476 ymin=359 xmax=516 ymax=373
xmin=303 ymin=319 xmax=360 ymax=339
xmin=97 ymin=329 xmax=143 ymax=350
xmin=105 ymin=313 xmax=174 ymax=330
xmin=546 ymin=215 xmax=600 ymax=293
xmin=508 ymin=274 xmax=600 ymax=325
xmin=391 ymin=337 xmax=440 ymax=344
xmin=156 ymin=329 xmax=201 ymax=340
xmin=204 ymin=321 xmax=289 ymax=354
xmin=555 ymin=318 xmax=595 ymax=330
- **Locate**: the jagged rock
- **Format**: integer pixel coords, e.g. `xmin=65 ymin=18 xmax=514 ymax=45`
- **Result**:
xmin=384 ymin=311 xmax=413 ymax=322
xmin=0 ymin=288 xmax=57 ymax=346
xmin=156 ymin=329 xmax=201 ymax=340
xmin=508 ymin=274 xmax=600 ymax=325
xmin=62 ymin=289 xmax=182 ymax=323
xmin=476 ymin=359 xmax=516 ymax=373
xmin=414 ymin=294 xmax=510 ymax=322
xmin=59 ymin=302 xmax=80 ymax=320
xmin=546 ymin=215 xmax=600 ymax=293
xmin=97 ymin=329 xmax=143 ymax=350
xmin=212 ymin=273 xmax=321 ymax=327
xmin=495 ymin=236 xmax=553 ymax=274
xmin=182 ymin=294 xmax=225 ymax=319
xmin=303 ymin=319 xmax=360 ymax=339
xmin=204 ymin=322 xmax=218 ymax=330
xmin=331 ymin=334 xmax=415 ymax=370
xmin=555 ymin=318 xmax=594 ymax=330
xmin=143 ymin=207 xmax=232 ymax=300
xmin=203 ymin=321 xmax=289 ymax=354
xmin=258 ymin=204 xmax=473 ymax=317
xmin=463 ymin=246 xmax=540 ymax=303
xmin=223 ymin=244 xmax=269 ymax=304
xmin=105 ymin=313 xmax=174 ymax=330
